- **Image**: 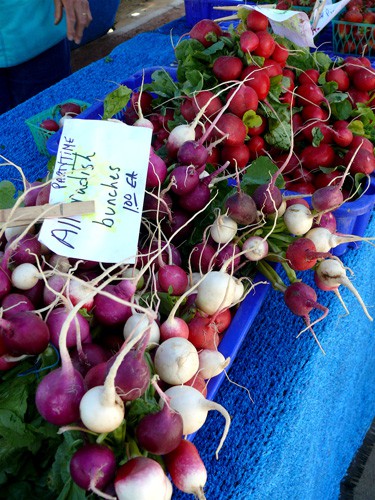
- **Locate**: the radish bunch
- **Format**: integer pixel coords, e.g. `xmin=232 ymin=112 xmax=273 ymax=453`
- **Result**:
xmin=1 ymin=15 xmax=375 ymax=499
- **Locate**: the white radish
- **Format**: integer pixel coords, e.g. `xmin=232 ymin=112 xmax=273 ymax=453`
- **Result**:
xmin=123 ymin=312 xmax=160 ymax=348
xmin=210 ymin=215 xmax=238 ymax=244
xmin=283 ymin=203 xmax=314 ymax=235
xmin=195 ymin=271 xmax=244 ymax=315
xmin=154 ymin=337 xmax=199 ymax=385
xmin=306 ymin=226 xmax=375 ymax=253
xmin=164 ymin=385 xmax=231 ymax=458
xmin=242 ymin=236 xmax=269 ymax=261
xmin=114 ymin=456 xmax=172 ymax=500
xmin=198 ymin=349 xmax=230 ymax=379
xmin=80 ymin=324 xmax=150 ymax=434
xmin=316 ymin=258 xmax=373 ymax=321
xmin=11 ymin=263 xmax=39 ymax=290
xmin=4 ymin=224 xmax=35 ymax=241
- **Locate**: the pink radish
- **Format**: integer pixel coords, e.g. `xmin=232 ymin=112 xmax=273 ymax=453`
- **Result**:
xmin=114 ymin=456 xmax=172 ymax=500
xmin=164 ymin=439 xmax=207 ymax=500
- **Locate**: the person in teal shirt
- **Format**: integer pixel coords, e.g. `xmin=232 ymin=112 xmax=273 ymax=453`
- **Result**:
xmin=0 ymin=0 xmax=92 ymax=114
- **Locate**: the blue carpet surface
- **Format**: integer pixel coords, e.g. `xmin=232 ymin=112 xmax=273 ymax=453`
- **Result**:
xmin=1 ymin=19 xmax=374 ymax=500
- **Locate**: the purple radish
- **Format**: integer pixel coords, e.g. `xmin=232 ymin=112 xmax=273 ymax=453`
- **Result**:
xmin=135 ymin=377 xmax=183 ymax=455
xmin=70 ymin=443 xmax=117 ymax=498
xmin=0 ymin=267 xmax=11 ymax=301
xmin=0 ymin=311 xmax=50 ymax=356
xmin=70 ymin=343 xmax=110 ymax=376
xmin=1 ymin=292 xmax=34 ymax=318
xmin=177 ymin=140 xmax=209 ymax=168
xmin=6 ymin=233 xmax=42 ymax=266
xmin=170 ymin=165 xmax=200 ymax=196
xmin=146 ymin=148 xmax=167 ymax=188
xmin=46 ymin=307 xmax=91 ymax=349
xmin=224 ymin=190 xmax=258 ymax=225
xmin=283 ymin=281 xmax=329 ymax=353
xmin=93 ymin=280 xmax=136 ymax=326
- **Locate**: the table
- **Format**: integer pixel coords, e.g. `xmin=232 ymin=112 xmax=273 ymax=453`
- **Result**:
xmin=1 ymin=17 xmax=374 ymax=500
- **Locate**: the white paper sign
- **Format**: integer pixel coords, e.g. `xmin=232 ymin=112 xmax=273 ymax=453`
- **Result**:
xmin=312 ymin=0 xmax=351 ymax=35
xmin=239 ymin=5 xmax=315 ymax=47
xmin=39 ymin=119 xmax=152 ymax=264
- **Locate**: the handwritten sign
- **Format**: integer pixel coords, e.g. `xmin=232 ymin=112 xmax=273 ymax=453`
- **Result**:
xmin=312 ymin=0 xmax=351 ymax=35
xmin=39 ymin=119 xmax=152 ymax=263
xmin=239 ymin=0 xmax=349 ymax=46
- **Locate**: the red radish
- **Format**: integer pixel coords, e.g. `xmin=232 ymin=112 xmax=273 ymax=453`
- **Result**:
xmin=344 ymin=148 xmax=375 ymax=175
xmin=70 ymin=443 xmax=116 ymax=498
xmin=283 ymin=281 xmax=328 ymax=353
xmin=189 ymin=19 xmax=223 ymax=48
xmin=352 ymin=67 xmax=375 ymax=92
xmin=326 ymin=68 xmax=350 ymax=91
xmin=164 ymin=384 xmax=231 ymax=457
xmin=296 ymin=83 xmax=325 ymax=106
xmin=253 ymin=30 xmax=275 ymax=58
xmin=164 ymin=440 xmax=207 ymax=499
xmin=114 ymin=456 xmax=172 ymax=500
xmin=185 ymin=373 xmax=208 ymax=396
xmin=349 ymin=135 xmax=374 ymax=153
xmin=332 ymin=120 xmax=353 ymax=147
xmin=160 ymin=316 xmax=189 ymax=341
xmin=213 ymin=55 xmax=243 ymax=81
xmin=40 ymin=119 xmax=59 ymax=132
xmin=301 ymin=144 xmax=335 ymax=171
xmin=285 ymin=238 xmax=332 ymax=271
xmin=298 ymin=69 xmax=320 ymax=84
xmin=158 ymin=264 xmax=188 ymax=295
xmin=239 ymin=30 xmax=260 ymax=53
xmin=241 ymin=65 xmax=271 ymax=100
xmin=246 ymin=9 xmax=269 ymax=31
xmin=208 ymin=113 xmax=247 ymax=146
xmin=60 ymin=102 xmax=82 ymax=116
xmin=220 ymin=143 xmax=251 ymax=169
xmin=272 ymin=42 xmax=289 ymax=65
xmin=226 ymin=85 xmax=258 ymax=117
xmin=316 ymin=258 xmax=373 ymax=321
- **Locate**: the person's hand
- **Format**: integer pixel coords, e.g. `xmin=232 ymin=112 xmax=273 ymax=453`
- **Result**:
xmin=54 ymin=0 xmax=93 ymax=45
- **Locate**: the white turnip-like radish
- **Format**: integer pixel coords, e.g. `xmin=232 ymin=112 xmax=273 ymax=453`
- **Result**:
xmin=198 ymin=349 xmax=230 ymax=379
xmin=123 ymin=312 xmax=160 ymax=348
xmin=80 ymin=309 xmax=155 ymax=433
xmin=69 ymin=443 xmax=117 ymax=500
xmin=305 ymin=227 xmax=375 ymax=254
xmin=164 ymin=384 xmax=231 ymax=458
xmin=195 ymin=270 xmax=244 ymax=315
xmin=154 ymin=337 xmax=199 ymax=385
xmin=210 ymin=214 xmax=238 ymax=244
xmin=315 ymin=258 xmax=373 ymax=321
xmin=11 ymin=262 xmax=40 ymax=290
xmin=242 ymin=236 xmax=269 ymax=261
xmin=164 ymin=439 xmax=207 ymax=500
xmin=114 ymin=456 xmax=172 ymax=500
xmin=283 ymin=203 xmax=314 ymax=236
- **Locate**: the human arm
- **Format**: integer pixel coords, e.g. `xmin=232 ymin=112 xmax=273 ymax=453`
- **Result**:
xmin=54 ymin=0 xmax=92 ymax=45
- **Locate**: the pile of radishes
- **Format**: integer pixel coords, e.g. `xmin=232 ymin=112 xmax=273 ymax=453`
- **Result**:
xmin=40 ymin=101 xmax=86 ymax=133
xmin=1 ymin=13 xmax=375 ymax=500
